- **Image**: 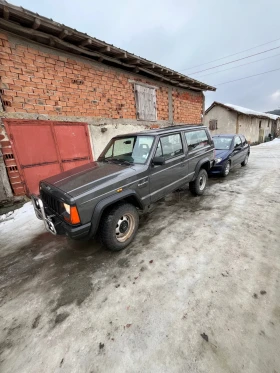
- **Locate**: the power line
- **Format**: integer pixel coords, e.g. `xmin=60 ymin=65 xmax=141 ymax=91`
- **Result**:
xmin=216 ymin=68 xmax=280 ymax=86
xmin=195 ymin=53 xmax=280 ymax=79
xmin=181 ymin=37 xmax=280 ymax=71
xmin=188 ymin=45 xmax=280 ymax=75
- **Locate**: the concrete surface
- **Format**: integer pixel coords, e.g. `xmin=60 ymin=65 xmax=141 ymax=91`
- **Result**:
xmin=1 ymin=140 xmax=280 ymax=373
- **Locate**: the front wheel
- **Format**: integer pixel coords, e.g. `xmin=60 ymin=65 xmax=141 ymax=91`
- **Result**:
xmin=241 ymin=153 xmax=249 ymax=166
xmin=189 ymin=169 xmax=208 ymax=196
xmin=222 ymin=161 xmax=230 ymax=177
xmin=100 ymin=203 xmax=139 ymax=251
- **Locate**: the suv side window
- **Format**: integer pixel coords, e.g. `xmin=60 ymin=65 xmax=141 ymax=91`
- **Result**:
xmin=185 ymin=130 xmax=209 ymax=151
xmin=234 ymin=136 xmax=242 ymax=148
xmin=155 ymin=133 xmax=183 ymax=159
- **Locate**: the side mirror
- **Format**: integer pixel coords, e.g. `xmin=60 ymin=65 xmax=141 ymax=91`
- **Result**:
xmin=152 ymin=156 xmax=165 ymax=166
xmin=235 ymin=146 xmax=242 ymax=151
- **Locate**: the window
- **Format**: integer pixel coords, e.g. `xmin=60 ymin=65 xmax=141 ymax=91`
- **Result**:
xmin=185 ymin=130 xmax=210 ymax=151
xmin=213 ymin=136 xmax=233 ymax=150
xmin=155 ymin=133 xmax=183 ymax=159
xmin=234 ymin=136 xmax=242 ymax=148
xmin=101 ymin=135 xmax=154 ymax=164
xmin=108 ymin=137 xmax=135 ymax=157
xmin=135 ymin=84 xmax=157 ymax=121
xmin=259 ymin=120 xmax=262 ymax=129
xmin=209 ymin=119 xmax=218 ymax=130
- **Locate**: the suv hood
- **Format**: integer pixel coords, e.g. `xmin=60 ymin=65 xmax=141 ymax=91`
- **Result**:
xmin=41 ymin=161 xmax=135 ymax=198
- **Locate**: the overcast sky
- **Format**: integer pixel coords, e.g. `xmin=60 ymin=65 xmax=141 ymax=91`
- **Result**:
xmin=10 ymin=0 xmax=280 ymax=112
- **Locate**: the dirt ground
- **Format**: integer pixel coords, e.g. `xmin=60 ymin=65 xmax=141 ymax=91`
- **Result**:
xmin=1 ymin=140 xmax=280 ymax=373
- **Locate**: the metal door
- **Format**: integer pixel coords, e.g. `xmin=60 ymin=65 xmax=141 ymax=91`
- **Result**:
xmin=4 ymin=119 xmax=93 ymax=195
xmin=149 ymin=133 xmax=187 ymax=202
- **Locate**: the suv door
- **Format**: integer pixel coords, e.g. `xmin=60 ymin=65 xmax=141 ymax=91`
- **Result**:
xmin=184 ymin=129 xmax=213 ymax=175
xmin=149 ymin=132 xmax=187 ymax=202
xmin=231 ymin=136 xmax=243 ymax=165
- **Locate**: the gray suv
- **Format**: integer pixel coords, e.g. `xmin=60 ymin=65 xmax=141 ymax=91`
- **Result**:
xmin=31 ymin=125 xmax=214 ymax=250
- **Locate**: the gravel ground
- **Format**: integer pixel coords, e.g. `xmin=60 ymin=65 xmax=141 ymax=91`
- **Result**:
xmin=0 ymin=139 xmax=280 ymax=373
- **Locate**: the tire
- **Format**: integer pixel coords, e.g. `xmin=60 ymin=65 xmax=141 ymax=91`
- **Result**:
xmin=99 ymin=203 xmax=139 ymax=251
xmin=189 ymin=168 xmax=208 ymax=196
xmin=221 ymin=161 xmax=230 ymax=177
xmin=241 ymin=153 xmax=249 ymax=167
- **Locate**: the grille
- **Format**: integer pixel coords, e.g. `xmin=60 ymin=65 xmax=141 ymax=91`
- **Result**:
xmin=41 ymin=191 xmax=61 ymax=215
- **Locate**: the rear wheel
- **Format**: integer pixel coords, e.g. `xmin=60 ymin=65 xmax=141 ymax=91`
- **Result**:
xmin=189 ymin=169 xmax=208 ymax=196
xmin=241 ymin=153 xmax=249 ymax=166
xmin=100 ymin=203 xmax=139 ymax=251
xmin=222 ymin=161 xmax=230 ymax=177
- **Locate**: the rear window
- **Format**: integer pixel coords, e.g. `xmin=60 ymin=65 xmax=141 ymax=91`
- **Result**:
xmin=185 ymin=130 xmax=210 ymax=151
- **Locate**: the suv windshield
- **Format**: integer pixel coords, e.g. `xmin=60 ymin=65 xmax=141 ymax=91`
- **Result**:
xmin=98 ymin=135 xmax=154 ymax=164
xmin=213 ymin=137 xmax=233 ymax=150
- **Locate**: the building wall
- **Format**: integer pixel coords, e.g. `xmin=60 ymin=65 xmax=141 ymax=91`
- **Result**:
xmin=204 ymin=105 xmax=274 ymax=143
xmin=0 ymin=32 xmax=203 ymax=127
xmin=238 ymin=115 xmax=270 ymax=143
xmin=204 ymin=106 xmax=237 ymax=135
xmin=0 ymin=30 xmax=205 ymax=198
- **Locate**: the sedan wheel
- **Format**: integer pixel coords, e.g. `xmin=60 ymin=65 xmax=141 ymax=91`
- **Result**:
xmin=222 ymin=161 xmax=230 ymax=177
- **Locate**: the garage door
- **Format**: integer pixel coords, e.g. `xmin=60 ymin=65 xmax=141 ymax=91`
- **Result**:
xmin=4 ymin=119 xmax=93 ymax=195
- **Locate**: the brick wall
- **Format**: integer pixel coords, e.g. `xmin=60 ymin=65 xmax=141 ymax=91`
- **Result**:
xmin=0 ymin=32 xmax=203 ymax=124
xmin=173 ymin=91 xmax=203 ymax=123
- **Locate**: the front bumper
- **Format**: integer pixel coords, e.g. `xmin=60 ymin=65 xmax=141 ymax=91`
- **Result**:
xmin=31 ymin=195 xmax=91 ymax=239
xmin=209 ymin=164 xmax=224 ymax=174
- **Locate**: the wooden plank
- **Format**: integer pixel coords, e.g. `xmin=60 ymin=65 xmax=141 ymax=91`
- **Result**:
xmin=32 ymin=18 xmax=40 ymax=30
xmin=59 ymin=29 xmax=70 ymax=39
xmin=98 ymin=46 xmax=110 ymax=53
xmin=127 ymin=58 xmax=141 ymax=65
xmin=80 ymin=38 xmax=92 ymax=47
xmin=3 ymin=6 xmax=9 ymax=20
xmin=114 ymin=52 xmax=127 ymax=59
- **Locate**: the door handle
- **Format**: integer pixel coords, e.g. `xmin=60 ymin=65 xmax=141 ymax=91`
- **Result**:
xmin=138 ymin=180 xmax=148 ymax=187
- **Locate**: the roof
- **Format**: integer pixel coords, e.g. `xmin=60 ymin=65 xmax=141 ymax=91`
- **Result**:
xmin=115 ymin=125 xmax=206 ymax=137
xmin=205 ymin=102 xmax=280 ymax=120
xmin=0 ymin=0 xmax=216 ymax=92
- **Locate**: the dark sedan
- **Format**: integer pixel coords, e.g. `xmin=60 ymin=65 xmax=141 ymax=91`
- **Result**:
xmin=210 ymin=134 xmax=250 ymax=176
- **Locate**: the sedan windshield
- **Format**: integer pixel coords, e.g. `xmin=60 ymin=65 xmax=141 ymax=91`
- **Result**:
xmin=98 ymin=135 xmax=154 ymax=164
xmin=213 ymin=137 xmax=233 ymax=150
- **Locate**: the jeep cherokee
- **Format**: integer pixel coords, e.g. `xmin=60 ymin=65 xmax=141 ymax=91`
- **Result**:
xmin=31 ymin=125 xmax=214 ymax=250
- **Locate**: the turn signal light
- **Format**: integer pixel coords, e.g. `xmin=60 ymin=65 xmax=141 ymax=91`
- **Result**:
xmin=70 ymin=206 xmax=81 ymax=225
xmin=63 ymin=205 xmax=81 ymax=225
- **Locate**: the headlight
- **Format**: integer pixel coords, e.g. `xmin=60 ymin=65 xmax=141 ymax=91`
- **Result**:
xmin=63 ymin=203 xmax=70 ymax=214
xmin=215 ymin=157 xmax=222 ymax=164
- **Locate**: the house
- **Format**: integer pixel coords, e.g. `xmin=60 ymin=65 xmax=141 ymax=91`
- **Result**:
xmin=0 ymin=0 xmax=215 ymax=199
xmin=204 ymin=102 xmax=280 ymax=144
xmin=266 ymin=110 xmax=280 ymax=137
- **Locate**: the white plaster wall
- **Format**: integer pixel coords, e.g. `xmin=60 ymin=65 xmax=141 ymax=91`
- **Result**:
xmin=88 ymin=123 xmax=150 ymax=159
xmin=204 ymin=106 xmax=274 ymax=143
xmin=204 ymin=106 xmax=237 ymax=135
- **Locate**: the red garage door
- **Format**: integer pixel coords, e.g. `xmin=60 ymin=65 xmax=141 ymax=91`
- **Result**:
xmin=4 ymin=120 xmax=93 ymax=195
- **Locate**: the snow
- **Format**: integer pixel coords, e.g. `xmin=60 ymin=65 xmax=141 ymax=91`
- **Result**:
xmin=224 ymin=103 xmax=280 ymax=120
xmin=255 ymin=138 xmax=280 ymax=147
xmin=0 ymin=201 xmax=45 ymax=256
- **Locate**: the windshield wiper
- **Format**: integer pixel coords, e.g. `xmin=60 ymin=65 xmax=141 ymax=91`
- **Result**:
xmin=110 ymin=158 xmax=133 ymax=166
